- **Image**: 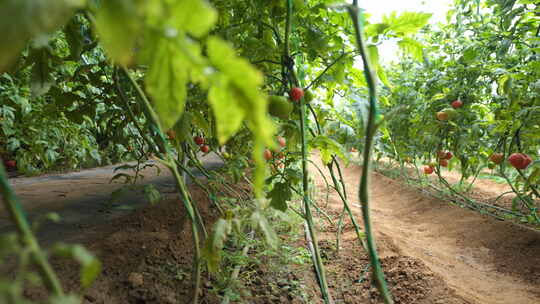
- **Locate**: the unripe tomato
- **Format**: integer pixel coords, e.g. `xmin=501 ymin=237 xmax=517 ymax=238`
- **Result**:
xmin=289 ymin=87 xmax=304 ymax=102
xmin=194 ymin=136 xmax=205 ymax=145
xmin=264 ymin=149 xmax=273 ymax=161
xmin=304 ymin=90 xmax=314 ymax=103
xmin=424 ymin=166 xmax=434 ymax=174
xmin=200 ymin=145 xmax=210 ymax=153
xmin=508 ymin=153 xmax=532 ymax=169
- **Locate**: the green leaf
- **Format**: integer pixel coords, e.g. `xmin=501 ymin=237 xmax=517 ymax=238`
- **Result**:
xmin=367 ymin=45 xmax=391 ymax=88
xmin=377 ymin=65 xmax=391 ymax=88
xmin=169 ymin=0 xmax=217 ymax=38
xmin=51 ymin=244 xmax=101 ymax=289
xmin=65 ymin=17 xmax=85 ymax=60
xmin=250 ymin=210 xmax=277 ymax=248
xmin=143 ymin=36 xmax=195 ymax=130
xmin=191 ymin=111 xmax=211 ymax=135
xmin=94 ymin=0 xmax=142 ymax=65
xmin=267 ymin=182 xmax=292 ymax=212
xmin=398 ymin=37 xmax=424 ymax=61
xmin=461 ymin=46 xmax=478 ymax=63
xmin=382 ymin=11 xmax=433 ymax=35
xmin=172 ymin=112 xmax=193 ymax=142
xmin=206 ymin=37 xmax=275 ymax=197
xmin=143 ymin=184 xmax=161 ymax=205
xmin=29 ymin=48 xmax=55 ymax=97
xmin=367 ymin=45 xmax=380 ymax=70
xmin=201 ymin=218 xmax=231 ymax=273
xmin=310 ymin=135 xmax=346 ymax=165
xmin=0 ymin=0 xmax=85 ymax=72
xmin=207 ymin=75 xmax=246 ymax=143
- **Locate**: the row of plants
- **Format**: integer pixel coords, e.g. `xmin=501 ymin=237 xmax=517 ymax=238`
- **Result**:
xmin=370 ymin=0 xmax=540 ymax=225
xmin=1 ymin=0 xmax=436 ymax=303
xmin=0 ymin=16 xmax=151 ymax=175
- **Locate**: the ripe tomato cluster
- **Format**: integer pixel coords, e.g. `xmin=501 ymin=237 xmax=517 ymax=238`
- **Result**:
xmin=437 ymin=150 xmax=453 ymax=167
xmin=264 ymin=136 xmax=288 ymax=170
xmin=193 ymin=136 xmax=210 ymax=154
xmin=488 ymin=152 xmax=533 ymax=170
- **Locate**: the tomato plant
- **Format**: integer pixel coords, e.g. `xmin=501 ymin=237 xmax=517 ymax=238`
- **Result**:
xmin=2 ymin=0 xmax=538 ymax=304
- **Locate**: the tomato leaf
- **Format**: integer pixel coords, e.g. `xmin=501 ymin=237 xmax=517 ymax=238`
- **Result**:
xmin=207 ymin=37 xmax=275 ymax=197
xmin=267 ymin=182 xmax=292 ymax=212
xmin=94 ymin=0 xmax=142 ymax=65
xmin=0 ymin=0 xmax=85 ymax=72
xmin=201 ymin=218 xmax=231 ymax=273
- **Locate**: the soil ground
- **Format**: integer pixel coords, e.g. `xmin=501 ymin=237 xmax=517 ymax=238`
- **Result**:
xmin=309 ymin=157 xmax=540 ymax=304
xmin=1 ymin=154 xmax=539 ymax=303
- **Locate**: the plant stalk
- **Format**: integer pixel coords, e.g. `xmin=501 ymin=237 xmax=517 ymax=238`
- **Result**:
xmin=347 ymin=4 xmax=394 ymax=303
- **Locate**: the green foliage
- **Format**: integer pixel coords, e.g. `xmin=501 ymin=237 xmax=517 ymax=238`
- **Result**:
xmin=202 ymin=218 xmax=231 ymax=273
xmin=0 ymin=0 xmax=86 ymax=72
xmin=375 ymin=0 xmax=540 ymax=224
xmin=267 ymin=182 xmax=292 ymax=212
xmin=381 ymin=11 xmax=433 ymax=35
xmin=310 ymin=135 xmax=346 ymax=165
xmin=94 ymin=0 xmax=141 ymax=65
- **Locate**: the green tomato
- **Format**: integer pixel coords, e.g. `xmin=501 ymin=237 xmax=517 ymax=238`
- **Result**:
xmin=304 ymin=90 xmax=315 ymax=103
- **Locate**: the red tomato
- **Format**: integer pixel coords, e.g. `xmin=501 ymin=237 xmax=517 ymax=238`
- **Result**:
xmin=194 ymin=136 xmax=205 ymax=145
xmin=451 ymin=99 xmax=463 ymax=109
xmin=200 ymin=145 xmax=210 ymax=153
xmin=439 ymin=159 xmax=449 ymax=167
xmin=489 ymin=153 xmax=504 ymax=164
xmin=424 ymin=166 xmax=434 ymax=174
xmin=289 ymin=87 xmax=304 ymax=102
xmin=5 ymin=160 xmax=16 ymax=169
xmin=264 ymin=149 xmax=273 ymax=161
xmin=438 ymin=151 xmax=453 ymax=160
xmin=508 ymin=153 xmax=532 ymax=169
xmin=277 ymin=136 xmax=286 ymax=147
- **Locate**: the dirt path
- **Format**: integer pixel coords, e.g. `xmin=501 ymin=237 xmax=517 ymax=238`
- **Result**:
xmin=0 ymin=154 xmax=222 ymax=245
xmin=311 ymin=159 xmax=540 ymax=304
